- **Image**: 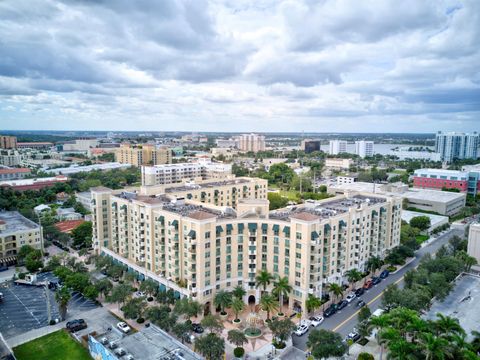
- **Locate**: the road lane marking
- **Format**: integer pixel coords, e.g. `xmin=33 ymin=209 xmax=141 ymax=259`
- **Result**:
xmin=332 ymin=276 xmax=404 ymax=332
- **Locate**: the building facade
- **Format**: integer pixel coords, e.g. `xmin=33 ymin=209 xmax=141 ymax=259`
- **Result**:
xmin=237 ymin=134 xmax=266 ymax=153
xmin=355 ymin=141 xmax=374 ymax=158
xmin=435 ymin=131 xmax=479 ymax=162
xmin=0 ymin=135 xmax=17 ymax=149
xmin=301 ymin=140 xmax=321 ymax=154
xmin=62 ymin=138 xmax=99 ymax=152
xmin=0 ymin=150 xmax=22 ymax=166
xmin=0 ymin=211 xmax=42 ymax=264
xmin=329 ymin=140 xmax=347 ymax=155
xmin=468 ymin=223 xmax=480 ymax=264
xmin=16 ymin=142 xmax=53 ymax=150
xmin=142 ymin=161 xmax=232 ymax=186
xmin=115 ymin=144 xmax=172 ymax=166
xmin=325 ymin=158 xmax=353 ymax=170
xmin=413 ymin=168 xmax=480 ymax=195
xmin=0 ymin=168 xmax=31 ymax=181
xmin=92 ymin=183 xmax=401 ymax=313
xmin=389 ymin=148 xmax=441 ymax=161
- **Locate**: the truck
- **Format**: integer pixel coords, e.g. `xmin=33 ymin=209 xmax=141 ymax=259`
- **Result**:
xmin=14 ymin=274 xmax=48 ymax=287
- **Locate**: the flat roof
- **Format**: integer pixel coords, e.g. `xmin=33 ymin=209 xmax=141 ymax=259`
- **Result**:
xmin=0 ymin=211 xmax=40 ymax=234
xmin=401 ymin=210 xmax=448 ymax=227
xmin=424 ymin=274 xmax=480 ymax=340
xmin=406 ymin=189 xmax=466 ymax=202
xmin=164 ymin=178 xmax=254 ymax=193
xmin=0 ymin=168 xmax=31 ymax=174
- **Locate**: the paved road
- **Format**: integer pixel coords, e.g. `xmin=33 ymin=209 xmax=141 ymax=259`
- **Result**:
xmin=292 ymin=228 xmax=464 ymax=351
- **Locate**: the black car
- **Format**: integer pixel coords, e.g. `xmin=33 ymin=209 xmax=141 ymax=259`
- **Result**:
xmin=356 ymin=299 xmax=366 ymax=308
xmin=354 ymin=288 xmax=365 ymax=297
xmin=372 ymin=277 xmax=381 ymax=285
xmin=66 ymin=319 xmax=87 ymax=332
xmin=323 ymin=304 xmax=338 ymax=318
xmin=380 ymin=270 xmax=390 ymax=279
xmin=337 ymin=300 xmax=348 ymax=310
xmin=192 ymin=323 xmax=204 ymax=334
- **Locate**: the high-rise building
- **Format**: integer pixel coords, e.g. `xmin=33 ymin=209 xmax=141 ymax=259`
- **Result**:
xmin=435 ymin=131 xmax=479 ymax=162
xmin=301 ymin=139 xmax=321 ymax=154
xmin=468 ymin=223 xmax=480 ymax=264
xmin=355 ymin=141 xmax=374 ymax=158
xmin=237 ymin=134 xmax=266 ymax=153
xmin=329 ymin=140 xmax=347 ymax=155
xmin=0 ymin=136 xmax=17 ymax=149
xmin=115 ymin=144 xmax=172 ymax=166
xmin=91 ymin=180 xmax=401 ymax=314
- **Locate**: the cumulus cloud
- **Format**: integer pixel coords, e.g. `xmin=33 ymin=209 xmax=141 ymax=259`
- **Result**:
xmin=0 ymin=0 xmax=478 ymax=132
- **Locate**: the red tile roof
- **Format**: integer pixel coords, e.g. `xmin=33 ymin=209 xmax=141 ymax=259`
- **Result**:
xmin=55 ymin=220 xmax=85 ymax=233
xmin=0 ymin=168 xmax=31 ymax=174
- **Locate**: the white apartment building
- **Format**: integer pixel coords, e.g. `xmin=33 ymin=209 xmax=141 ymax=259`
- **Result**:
xmin=142 ymin=161 xmax=232 ymax=186
xmin=435 ymin=131 xmax=479 ymax=162
xmin=329 ymin=140 xmax=347 ymax=155
xmin=468 ymin=223 xmax=480 ymax=264
xmin=92 ymin=182 xmax=401 ymax=314
xmin=63 ymin=138 xmax=99 ymax=152
xmin=216 ymin=139 xmax=238 ymax=148
xmin=237 ymin=134 xmax=266 ymax=153
xmin=0 ymin=150 xmax=22 ymax=166
xmin=389 ymin=149 xmax=442 ymax=161
xmin=355 ymin=141 xmax=374 ymax=158
xmin=0 ymin=211 xmax=42 ymax=264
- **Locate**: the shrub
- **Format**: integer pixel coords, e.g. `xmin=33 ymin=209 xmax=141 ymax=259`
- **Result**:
xmin=18 ymin=272 xmax=26 ymax=280
xmin=49 ymin=319 xmax=56 ymax=325
xmin=273 ymin=340 xmax=286 ymax=349
xmin=357 ymin=352 xmax=374 ymax=360
xmin=233 ymin=347 xmax=245 ymax=358
xmin=136 ymin=317 xmax=145 ymax=324
xmin=147 ymin=296 xmax=154 ymax=302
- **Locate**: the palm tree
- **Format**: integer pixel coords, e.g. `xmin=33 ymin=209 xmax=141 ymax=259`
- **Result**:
xmin=327 ymin=283 xmax=344 ymax=302
xmin=259 ymin=294 xmax=278 ymax=320
xmin=55 ymin=286 xmax=71 ymax=321
xmin=232 ymin=285 xmax=246 ymax=300
xmin=227 ymin=329 xmax=248 ymax=348
xmin=345 ymin=269 xmax=363 ymax=290
xmin=214 ymin=290 xmax=232 ymax=315
xmin=419 ymin=333 xmax=452 ymax=360
xmin=256 ymin=270 xmax=274 ymax=293
xmin=369 ymin=315 xmax=390 ymax=360
xmin=366 ymin=256 xmax=383 ymax=276
xmin=195 ymin=333 xmax=225 ymax=360
xmin=231 ymin=297 xmax=245 ymax=322
xmin=272 ymin=276 xmax=292 ymax=315
xmin=305 ymin=294 xmax=322 ymax=315
xmin=435 ymin=313 xmax=465 ymax=338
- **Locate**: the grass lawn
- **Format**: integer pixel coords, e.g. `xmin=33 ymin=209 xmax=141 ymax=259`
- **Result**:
xmin=416 ymin=234 xmax=429 ymax=245
xmin=14 ymin=330 xmax=92 ymax=360
xmin=279 ymin=190 xmax=300 ymax=202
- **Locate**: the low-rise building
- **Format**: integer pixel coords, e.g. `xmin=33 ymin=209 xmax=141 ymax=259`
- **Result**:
xmin=325 ymin=158 xmax=353 ymax=170
xmin=0 ymin=167 xmax=31 ymax=181
xmin=62 ymin=138 xmax=99 ymax=152
xmin=401 ymin=210 xmax=449 ymax=233
xmin=0 ymin=211 xmax=42 ymax=264
xmin=215 ymin=138 xmax=238 ymax=148
xmin=336 ymin=174 xmax=358 ymax=185
xmin=390 ymin=148 xmax=441 ymax=161
xmin=0 ymin=175 xmax=68 ymax=191
xmin=45 ymin=162 xmax=131 ymax=175
xmin=56 ymin=207 xmax=83 ymax=221
xmin=413 ymin=169 xmax=469 ymax=192
xmin=16 ymin=142 xmax=53 ymax=150
xmin=76 ymin=191 xmax=92 ymax=212
xmin=0 ymin=149 xmax=22 ymax=166
xmin=468 ymin=223 xmax=480 ymax=264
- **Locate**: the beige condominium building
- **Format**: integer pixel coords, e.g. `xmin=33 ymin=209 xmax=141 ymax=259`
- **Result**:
xmin=468 ymin=223 xmax=480 ymax=264
xmin=115 ymin=143 xmax=172 ymax=166
xmin=92 ymin=180 xmax=401 ymax=314
xmin=0 ymin=135 xmax=17 ymax=149
xmin=237 ymin=133 xmax=266 ymax=153
xmin=0 ymin=211 xmax=42 ymax=265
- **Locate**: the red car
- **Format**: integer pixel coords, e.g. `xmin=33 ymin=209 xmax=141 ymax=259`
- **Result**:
xmin=363 ymin=280 xmax=373 ymax=289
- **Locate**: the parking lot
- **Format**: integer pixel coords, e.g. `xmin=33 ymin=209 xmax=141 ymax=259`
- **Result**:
xmin=0 ymin=272 xmax=99 ymax=339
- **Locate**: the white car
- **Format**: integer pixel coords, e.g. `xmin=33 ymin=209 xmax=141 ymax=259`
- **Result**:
xmin=309 ymin=316 xmax=324 ymax=327
xmin=345 ymin=293 xmax=356 ymax=303
xmin=300 ymin=319 xmax=312 ymax=327
xmin=294 ymin=324 xmax=309 ymax=336
xmin=134 ymin=291 xmax=146 ymax=298
xmin=117 ymin=322 xmax=131 ymax=333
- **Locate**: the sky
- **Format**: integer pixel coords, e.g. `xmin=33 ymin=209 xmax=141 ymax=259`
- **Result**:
xmin=0 ymin=0 xmax=479 ymax=133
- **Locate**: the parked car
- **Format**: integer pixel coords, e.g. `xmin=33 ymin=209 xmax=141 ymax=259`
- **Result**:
xmin=0 ymin=292 xmax=3 ymax=302
xmin=363 ymin=280 xmax=373 ymax=289
xmin=309 ymin=316 xmax=324 ymax=327
xmin=345 ymin=292 xmax=356 ymax=303
xmin=380 ymin=270 xmax=390 ymax=279
xmin=354 ymin=288 xmax=365 ymax=297
xmin=294 ymin=324 xmax=309 ymax=336
xmin=300 ymin=319 xmax=312 ymax=327
xmin=372 ymin=277 xmax=381 ymax=285
xmin=109 ymin=342 xmax=118 ymax=350
xmin=114 ymin=348 xmax=126 ymax=356
xmin=337 ymin=300 xmax=348 ymax=310
xmin=117 ymin=322 xmax=131 ymax=333
xmin=66 ymin=319 xmax=87 ymax=332
xmin=323 ymin=304 xmax=338 ymax=318
xmin=192 ymin=323 xmax=204 ymax=334
xmin=346 ymin=331 xmax=361 ymax=342
xmin=356 ymin=299 xmax=366 ymax=308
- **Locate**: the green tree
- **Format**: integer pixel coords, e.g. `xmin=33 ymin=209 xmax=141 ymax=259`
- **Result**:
xmin=327 ymin=283 xmax=344 ymax=301
xmin=55 ymin=286 xmax=71 ymax=321
xmin=17 ymin=245 xmax=37 ymax=261
xmin=70 ymin=221 xmax=93 ymax=248
xmin=357 ymin=353 xmax=374 ymax=360
xmin=83 ymin=285 xmax=99 ymax=300
xmin=410 ymin=216 xmax=431 ymax=231
xmin=259 ymin=293 xmax=278 ymax=320
xmin=366 ymin=256 xmax=383 ymax=275
xmin=194 ymin=333 xmax=225 ymax=360
xmin=232 ymin=285 xmax=246 ymax=300
xmin=268 ymin=192 xmax=289 ymax=210
xmin=268 ymin=318 xmax=295 ymax=347
xmin=358 ymin=307 xmax=372 ymax=323
xmin=434 ymin=313 xmax=465 ymax=338
xmin=201 ymin=314 xmax=223 ymax=334
xmin=307 ymin=329 xmax=347 ymax=359
xmin=214 ymin=290 xmax=232 ymax=315
xmin=25 ymin=250 xmax=43 ymax=272
xmin=172 ymin=321 xmax=193 ymax=344
xmin=174 ymin=298 xmax=202 ymax=321
xmin=272 ymin=276 xmax=292 ymax=315
xmin=419 ymin=333 xmax=452 ymax=360
xmin=256 ymin=270 xmax=274 ymax=293
xmin=121 ymin=297 xmax=146 ymax=319
xmin=306 ymin=294 xmax=322 ymax=314
xmin=139 ymin=279 xmax=159 ymax=297
xmin=108 ymin=284 xmax=133 ymax=306
xmin=227 ymin=329 xmax=248 ymax=349
xmin=268 ymin=163 xmax=295 ymax=185
xmin=231 ymin=297 xmax=245 ymax=322
xmin=95 ymin=278 xmax=113 ymax=298
xmin=345 ymin=269 xmax=363 ymax=290
xmin=145 ymin=305 xmax=177 ymax=332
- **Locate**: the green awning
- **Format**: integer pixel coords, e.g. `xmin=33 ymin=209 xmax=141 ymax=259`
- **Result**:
xmin=311 ymin=231 xmax=319 ymax=240
xmin=380 ymin=207 xmax=386 ymax=213
xmin=171 ymin=220 xmax=178 ymax=226
xmin=216 ymin=225 xmax=223 ymax=234
xmin=157 ymin=215 xmax=165 ymax=223
xmin=188 ymin=230 xmax=196 ymax=239
xmin=372 ymin=210 xmax=378 ymax=216
xmin=237 ymin=223 xmax=244 ymax=232
xmin=248 ymin=223 xmax=257 ymax=231
xmin=261 ymin=223 xmax=268 ymax=231
xmin=272 ymin=224 xmax=280 ymax=232
xmin=226 ymin=224 xmax=233 ymax=231
xmin=339 ymin=220 xmax=347 ymax=228
xmin=324 ymin=224 xmax=331 ymax=232
xmin=283 ymin=226 xmax=290 ymax=235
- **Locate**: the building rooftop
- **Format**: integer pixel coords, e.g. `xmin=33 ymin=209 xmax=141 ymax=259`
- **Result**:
xmin=405 ymin=188 xmax=466 ymax=202
xmin=424 ymin=274 xmax=480 ymax=340
xmin=0 ymin=168 xmax=31 ymax=174
xmin=164 ymin=178 xmax=253 ymax=193
xmin=0 ymin=211 xmax=40 ymax=234
xmin=162 ymin=202 xmax=236 ymax=220
xmin=413 ymin=168 xmax=467 ymax=176
xmin=55 ymin=220 xmax=85 ymax=233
